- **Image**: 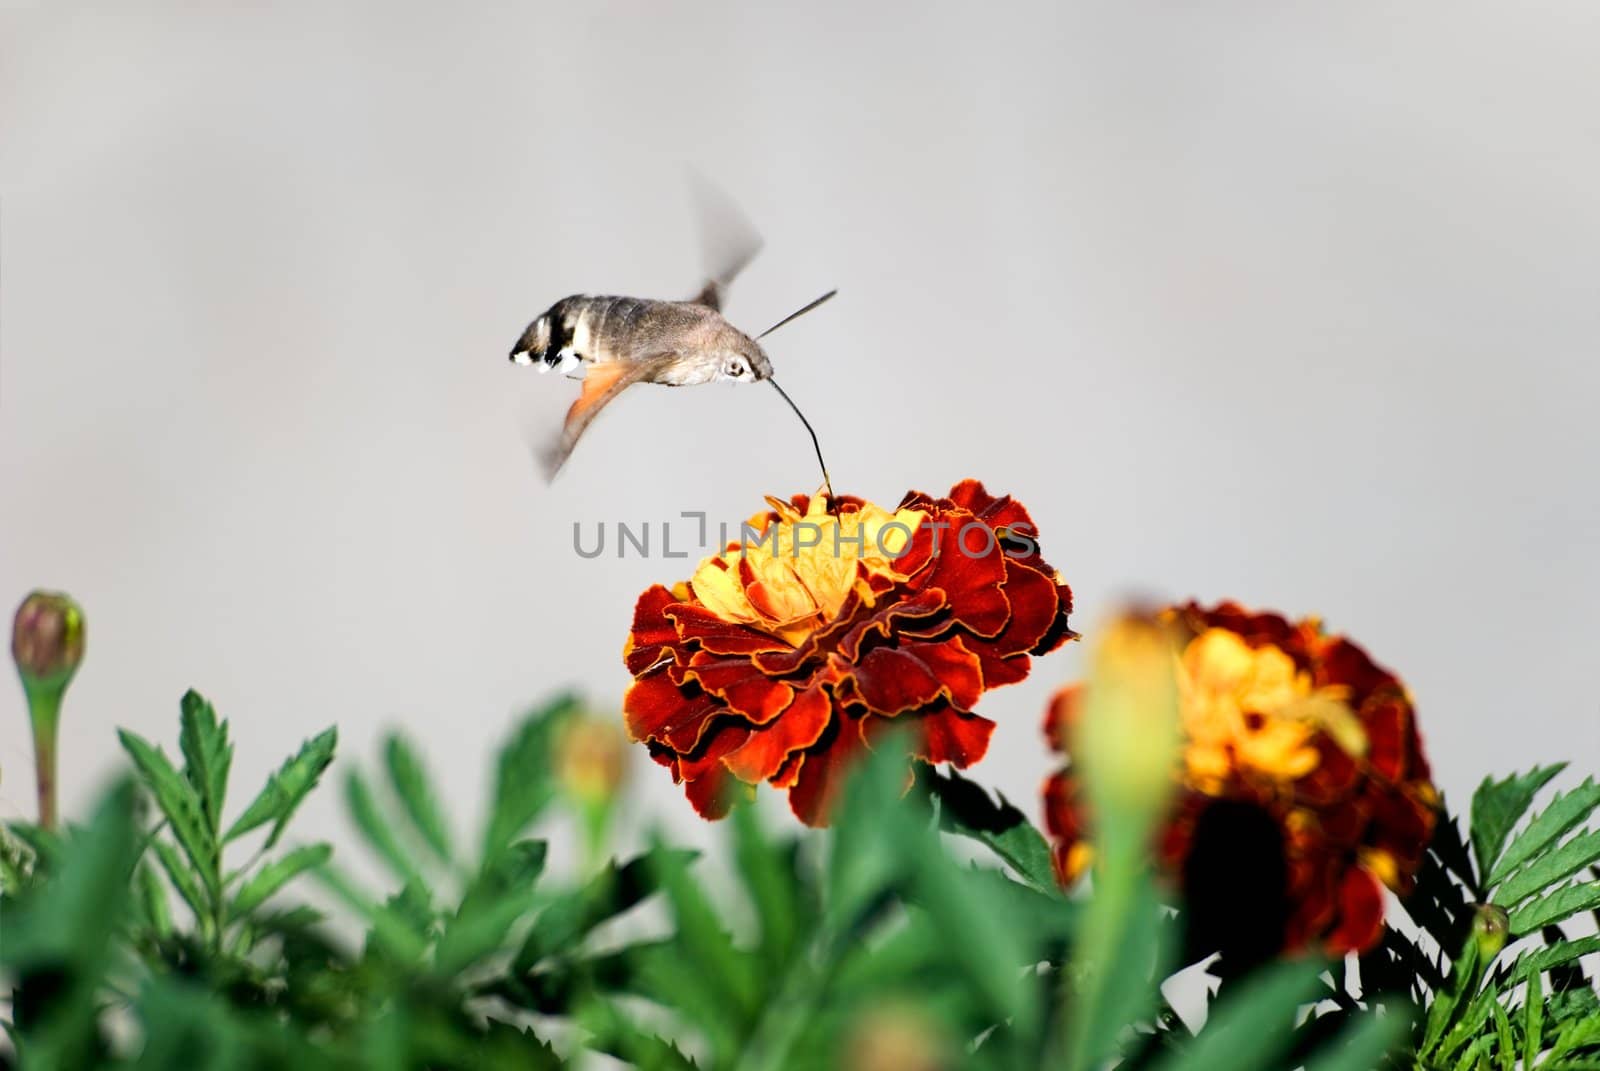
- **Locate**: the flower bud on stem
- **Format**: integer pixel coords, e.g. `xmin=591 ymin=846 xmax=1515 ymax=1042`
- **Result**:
xmin=11 ymin=591 xmax=86 ymax=830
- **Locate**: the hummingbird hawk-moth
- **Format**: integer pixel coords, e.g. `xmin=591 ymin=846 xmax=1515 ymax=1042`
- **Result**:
xmin=507 ymin=204 xmax=835 ymax=495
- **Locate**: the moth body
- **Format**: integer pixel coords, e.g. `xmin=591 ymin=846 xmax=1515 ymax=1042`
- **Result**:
xmin=506 ymin=190 xmax=829 ymax=480
xmin=509 ymin=295 xmax=771 ymax=386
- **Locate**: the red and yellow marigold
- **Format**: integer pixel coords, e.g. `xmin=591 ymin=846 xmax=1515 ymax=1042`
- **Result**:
xmin=624 ymin=481 xmax=1075 ymax=825
xmin=1043 ymin=601 xmax=1438 ymax=955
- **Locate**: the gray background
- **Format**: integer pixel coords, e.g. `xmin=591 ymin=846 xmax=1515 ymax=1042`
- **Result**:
xmin=3 ymin=2 xmax=1598 ymax=861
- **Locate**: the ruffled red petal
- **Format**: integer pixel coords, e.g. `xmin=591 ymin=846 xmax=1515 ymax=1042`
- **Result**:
xmin=722 ymin=684 xmax=834 ymax=784
xmin=788 ymin=714 xmax=872 ymax=826
xmin=842 ymin=638 xmax=985 ymax=716
xmin=624 ymin=586 xmax=682 ymax=676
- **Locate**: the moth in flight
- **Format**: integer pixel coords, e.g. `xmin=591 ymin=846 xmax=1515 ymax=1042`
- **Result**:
xmin=507 ymin=194 xmax=834 ymax=495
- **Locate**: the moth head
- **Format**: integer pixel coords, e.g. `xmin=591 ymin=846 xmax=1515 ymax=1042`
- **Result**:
xmin=721 ymin=343 xmax=771 ymax=383
xmin=509 ymin=310 xmax=554 ymax=364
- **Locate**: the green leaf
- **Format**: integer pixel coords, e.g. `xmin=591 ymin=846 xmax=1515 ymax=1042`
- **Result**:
xmin=482 ymin=697 xmax=579 ymax=860
xmin=1509 ymin=882 xmax=1600 ymax=937
xmin=911 ymin=843 xmax=1035 ymax=1031
xmin=119 ymin=729 xmax=219 ymax=896
xmin=177 ymin=689 xmax=233 ymax=839
xmin=1302 ymin=1007 xmax=1410 ymax=1071
xmin=1437 ymin=990 xmax=1500 ymax=1064
xmin=1491 ymin=1000 xmax=1516 ymax=1071
xmin=648 ymin=835 xmax=758 ymax=1018
xmin=730 ymin=802 xmax=801 ymax=971
xmin=438 ymin=839 xmax=548 ymax=976
xmin=1149 ymin=960 xmax=1327 ymax=1071
xmin=1490 ymin=779 xmax=1600 ymax=887
xmin=922 ymin=765 xmax=1059 ymax=895
xmin=383 ymin=732 xmax=453 ymax=864
xmin=1473 ymin=765 xmax=1565 ymax=879
xmin=1 ymin=781 xmax=140 ymax=1070
xmin=223 ymin=727 xmax=337 ymax=847
xmin=1526 ymin=966 xmax=1546 ymax=1069
xmin=151 ymin=838 xmax=210 ymax=924
xmin=310 ymin=862 xmax=429 ymax=963
xmin=134 ymin=860 xmax=173 ymax=938
xmin=344 ymin=769 xmax=419 ymax=884
xmin=1 ymin=779 xmax=140 ymax=968
xmin=514 ymin=848 xmax=694 ymax=972
xmin=1494 ymin=828 xmax=1600 ymax=907
xmin=1513 ymin=936 xmax=1600 ymax=984
xmin=435 ymin=883 xmax=541 ymax=976
xmin=1423 ymin=929 xmax=1482 ymax=1052
xmin=826 ymin=731 xmax=928 ymax=928
xmin=4 ymin=822 xmax=58 ymax=873
xmin=228 ymin=842 xmax=332 ymax=920
xmin=1547 ymin=1013 xmax=1600 ymax=1065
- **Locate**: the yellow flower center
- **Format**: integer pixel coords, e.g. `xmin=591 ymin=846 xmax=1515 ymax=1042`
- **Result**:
xmin=1176 ymin=629 xmax=1367 ymax=793
xmin=689 ymin=494 xmax=925 ymax=647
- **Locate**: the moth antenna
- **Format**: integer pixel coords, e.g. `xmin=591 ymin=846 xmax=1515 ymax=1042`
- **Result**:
xmin=756 ymin=289 xmax=838 ymax=340
xmin=768 ymin=377 xmax=834 ymax=503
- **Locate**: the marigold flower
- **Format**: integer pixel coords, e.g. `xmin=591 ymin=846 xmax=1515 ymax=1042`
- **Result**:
xmin=624 ymin=481 xmax=1075 ymax=825
xmin=1042 ymin=601 xmax=1438 ymax=956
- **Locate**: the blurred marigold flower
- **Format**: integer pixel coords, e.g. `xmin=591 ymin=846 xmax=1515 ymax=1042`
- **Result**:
xmin=1042 ymin=601 xmax=1438 ymax=956
xmin=555 ymin=714 xmax=630 ymax=806
xmin=624 ymin=481 xmax=1075 ymax=825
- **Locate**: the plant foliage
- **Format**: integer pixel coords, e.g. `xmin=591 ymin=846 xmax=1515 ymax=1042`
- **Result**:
xmin=3 ymin=693 xmax=1598 ymax=1069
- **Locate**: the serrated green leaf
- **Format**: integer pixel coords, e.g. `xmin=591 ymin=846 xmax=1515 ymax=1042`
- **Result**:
xmin=1514 ymin=936 xmax=1600 ymax=984
xmin=1526 ymin=966 xmax=1546 ymax=1068
xmin=382 ymin=732 xmax=453 ymax=864
xmin=1510 ymin=882 xmax=1600 ymax=937
xmin=1492 ymin=1000 xmax=1516 ymax=1071
xmin=576 ymin=999 xmax=702 ymax=1071
xmin=178 ymin=689 xmax=232 ymax=839
xmin=229 ymin=842 xmax=332 ymax=920
xmin=119 ymin=729 xmax=219 ymax=896
xmin=344 ymin=769 xmax=419 ymax=884
xmin=483 ymin=697 xmax=579 ymax=860
xmin=1473 ymin=765 xmax=1565 ymax=879
xmin=1547 ymin=1014 xmax=1600 ymax=1065
xmin=649 ymin=836 xmax=758 ymax=1020
xmin=1495 ymin=828 xmax=1600 ymax=907
xmin=224 ymin=727 xmax=337 ymax=847
xmin=435 ymin=883 xmax=541 ymax=976
xmin=514 ymin=848 xmax=694 ymax=972
xmin=1438 ymin=990 xmax=1500 ymax=1064
xmin=1424 ymin=929 xmax=1483 ymax=1052
xmin=1490 ymin=779 xmax=1600 ymax=887
xmin=1149 ymin=960 xmax=1326 ymax=1071
xmin=923 ymin=765 xmax=1059 ymax=896
xmin=151 ymin=837 xmax=209 ymax=925
xmin=437 ymin=839 xmax=547 ymax=976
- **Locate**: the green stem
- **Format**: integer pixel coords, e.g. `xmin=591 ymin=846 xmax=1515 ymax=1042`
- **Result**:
xmin=26 ymin=686 xmax=63 ymax=830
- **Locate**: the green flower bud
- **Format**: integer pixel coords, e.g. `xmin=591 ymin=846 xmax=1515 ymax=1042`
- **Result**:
xmin=12 ymin=590 xmax=85 ymax=830
xmin=1472 ymin=903 xmax=1510 ymax=963
xmin=12 ymin=590 xmax=85 ymax=696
